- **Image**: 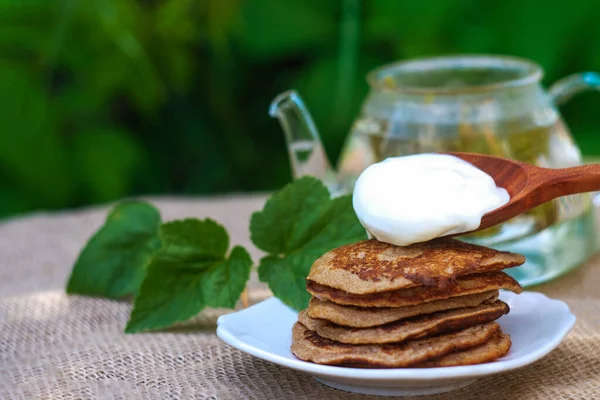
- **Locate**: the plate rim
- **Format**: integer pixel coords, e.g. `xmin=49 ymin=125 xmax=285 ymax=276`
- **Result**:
xmin=216 ymin=292 xmax=576 ymax=381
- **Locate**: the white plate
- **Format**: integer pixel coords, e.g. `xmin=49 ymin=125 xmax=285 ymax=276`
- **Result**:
xmin=217 ymin=291 xmax=575 ymax=396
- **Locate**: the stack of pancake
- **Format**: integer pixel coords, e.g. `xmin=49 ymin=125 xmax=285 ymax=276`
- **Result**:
xmin=291 ymin=238 xmax=524 ymax=368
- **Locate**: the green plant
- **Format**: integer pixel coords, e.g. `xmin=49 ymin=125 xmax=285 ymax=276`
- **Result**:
xmin=66 ymin=177 xmax=367 ymax=332
xmin=1 ymin=0 xmax=600 ymax=217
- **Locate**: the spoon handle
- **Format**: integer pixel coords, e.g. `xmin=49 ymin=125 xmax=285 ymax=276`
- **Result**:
xmin=535 ymin=164 xmax=600 ymax=199
xmin=479 ymin=163 xmax=600 ymax=232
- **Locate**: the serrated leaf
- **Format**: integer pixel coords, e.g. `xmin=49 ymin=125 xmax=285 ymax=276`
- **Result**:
xmin=250 ymin=176 xmax=330 ymax=254
xmin=251 ymin=177 xmax=367 ymax=310
xmin=257 ymin=255 xmax=313 ymax=312
xmin=125 ymin=219 xmax=252 ymax=333
xmin=202 ymin=246 xmax=253 ymax=308
xmin=66 ymin=201 xmax=161 ymax=298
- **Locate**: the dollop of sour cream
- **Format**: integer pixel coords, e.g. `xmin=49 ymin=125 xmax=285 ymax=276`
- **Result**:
xmin=352 ymin=154 xmax=509 ymax=246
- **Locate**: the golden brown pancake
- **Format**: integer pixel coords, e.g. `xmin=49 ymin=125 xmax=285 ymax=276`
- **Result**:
xmin=307 ymin=271 xmax=522 ymax=307
xmin=308 ymin=238 xmax=525 ymax=295
xmin=298 ymin=301 xmax=509 ymax=344
xmin=307 ymin=291 xmax=499 ymax=328
xmin=291 ymin=321 xmax=501 ymax=368
xmin=416 ymin=332 xmax=511 ymax=368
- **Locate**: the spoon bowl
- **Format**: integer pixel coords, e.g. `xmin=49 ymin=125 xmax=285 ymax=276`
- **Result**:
xmin=447 ymin=152 xmax=600 ymax=234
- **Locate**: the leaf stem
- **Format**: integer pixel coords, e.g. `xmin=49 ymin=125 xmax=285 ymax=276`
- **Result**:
xmin=241 ymin=287 xmax=249 ymax=308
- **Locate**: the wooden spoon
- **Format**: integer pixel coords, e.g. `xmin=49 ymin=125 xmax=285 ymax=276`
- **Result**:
xmin=447 ymin=152 xmax=600 ymax=234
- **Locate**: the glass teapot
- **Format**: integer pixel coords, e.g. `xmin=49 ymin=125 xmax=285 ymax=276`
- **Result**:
xmin=270 ymin=55 xmax=600 ymax=286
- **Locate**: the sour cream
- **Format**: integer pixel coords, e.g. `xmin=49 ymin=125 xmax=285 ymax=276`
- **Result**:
xmin=352 ymin=154 xmax=509 ymax=246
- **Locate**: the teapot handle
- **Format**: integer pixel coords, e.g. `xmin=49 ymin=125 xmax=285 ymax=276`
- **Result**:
xmin=548 ymin=72 xmax=600 ymax=106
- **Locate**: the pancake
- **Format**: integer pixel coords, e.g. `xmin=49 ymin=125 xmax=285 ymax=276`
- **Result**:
xmin=417 ymin=332 xmax=511 ymax=367
xmin=291 ymin=321 xmax=501 ymax=368
xmin=307 ymin=271 xmax=522 ymax=307
xmin=308 ymin=238 xmax=525 ymax=295
xmin=298 ymin=300 xmax=509 ymax=344
xmin=307 ymin=291 xmax=499 ymax=328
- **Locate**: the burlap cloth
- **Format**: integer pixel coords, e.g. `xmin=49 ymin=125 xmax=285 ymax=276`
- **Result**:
xmin=3 ymin=195 xmax=600 ymax=400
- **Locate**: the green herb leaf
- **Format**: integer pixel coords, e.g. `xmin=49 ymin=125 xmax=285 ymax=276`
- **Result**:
xmin=66 ymin=201 xmax=161 ymax=298
xmin=125 ymin=218 xmax=252 ymax=333
xmin=250 ymin=177 xmax=367 ymax=310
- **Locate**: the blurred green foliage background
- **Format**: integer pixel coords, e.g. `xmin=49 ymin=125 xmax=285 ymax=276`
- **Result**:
xmin=2 ymin=0 xmax=600 ymax=218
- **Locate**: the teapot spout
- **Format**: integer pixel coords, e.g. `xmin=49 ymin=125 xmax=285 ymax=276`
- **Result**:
xmin=269 ymin=90 xmax=343 ymax=194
